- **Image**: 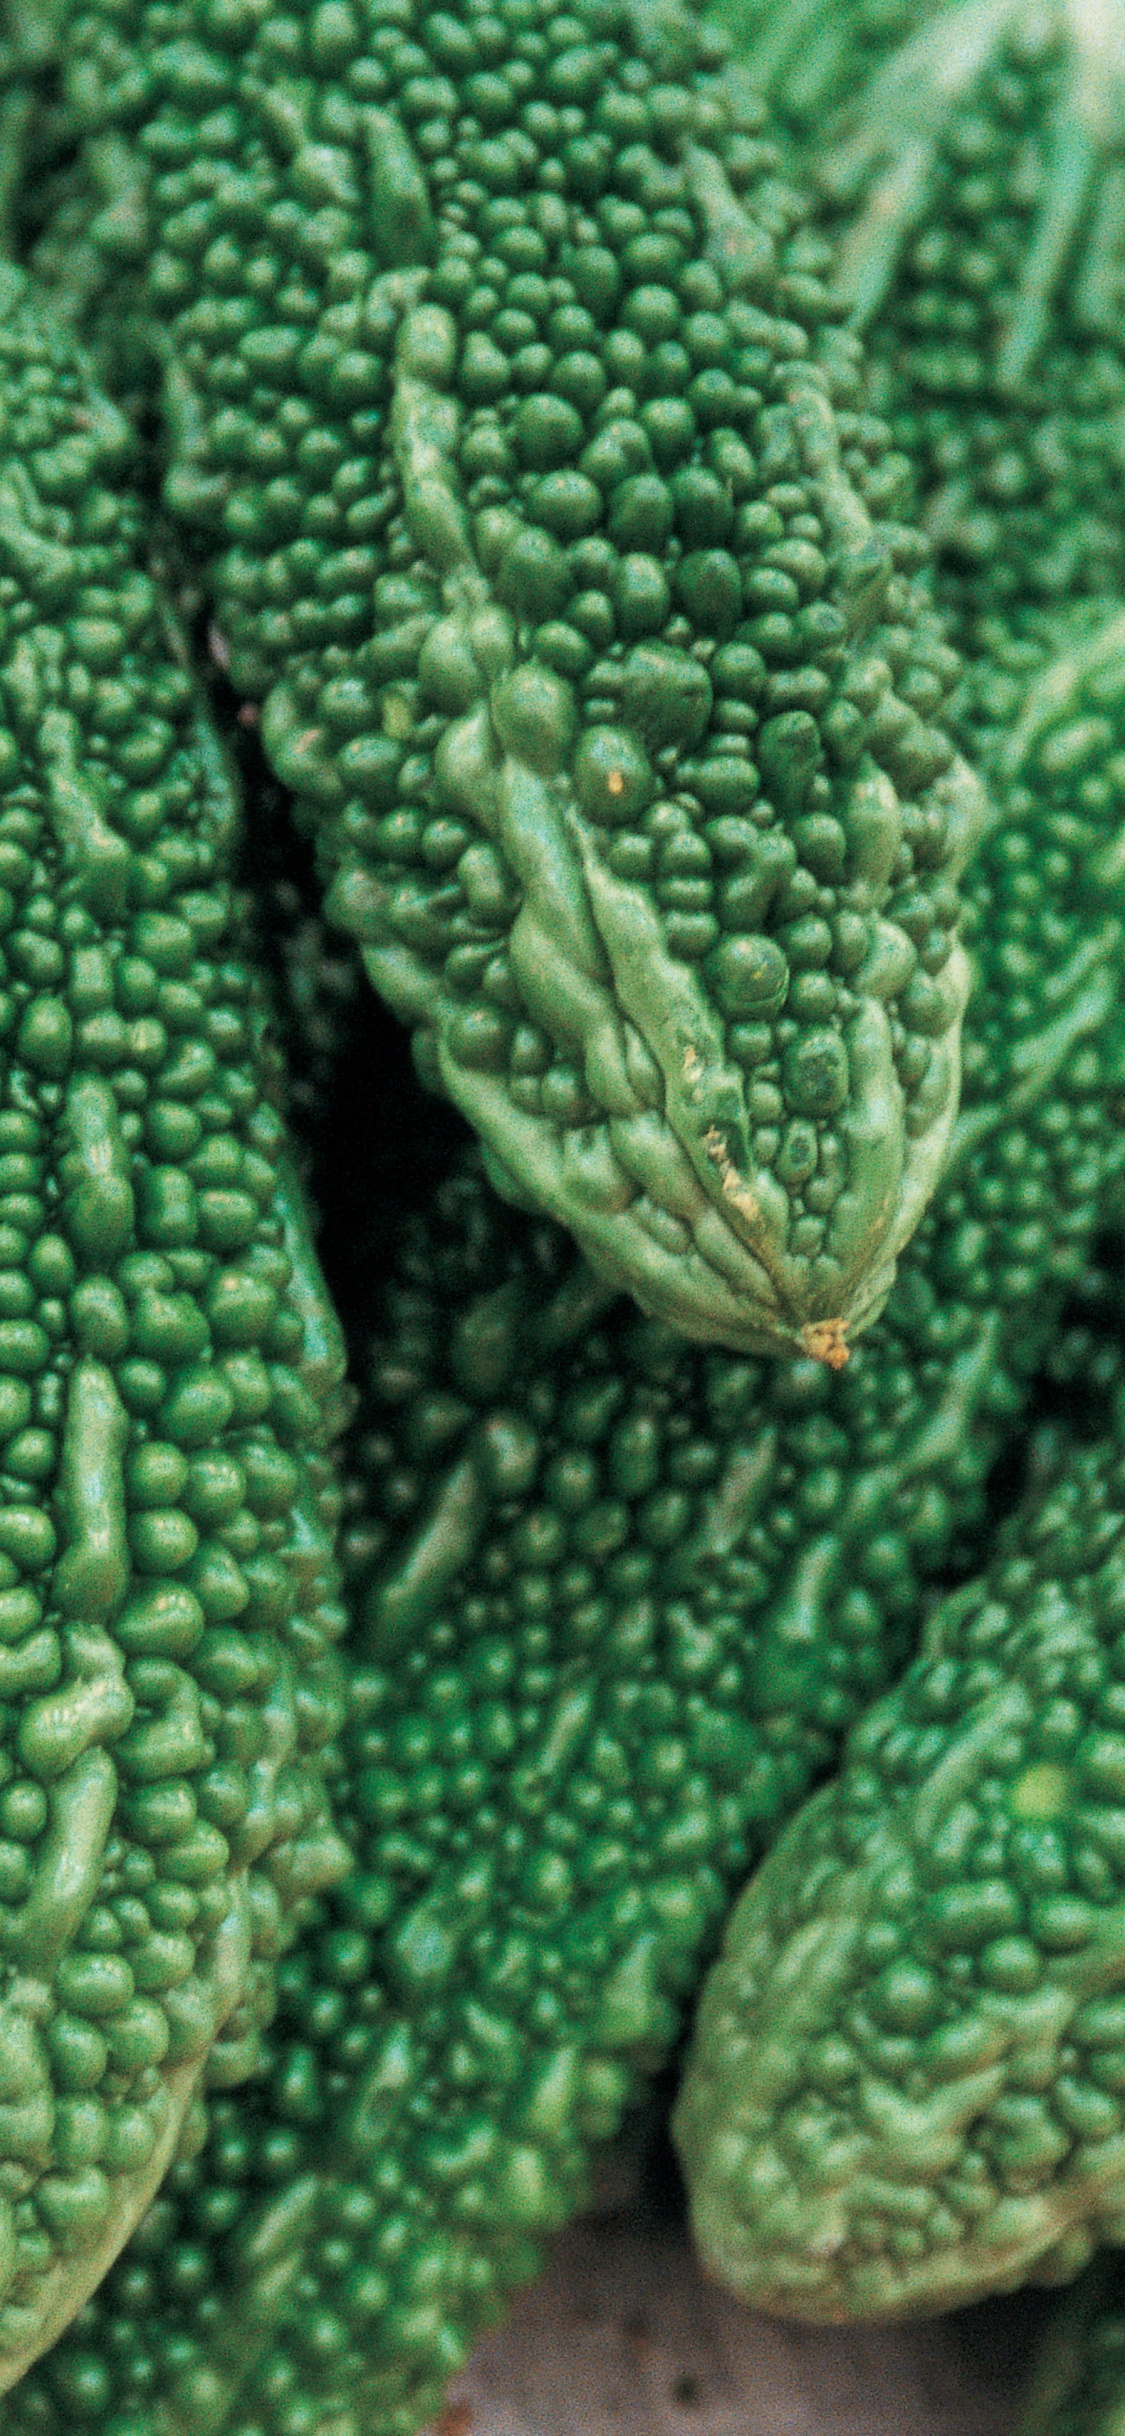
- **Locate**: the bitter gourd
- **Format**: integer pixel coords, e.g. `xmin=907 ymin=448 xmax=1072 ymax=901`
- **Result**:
xmin=0 ymin=261 xmax=351 ymax=2390
xmin=0 ymin=1160 xmax=1069 ymax=2434
xmin=29 ymin=0 xmax=994 ymax=1364
xmin=674 ymin=1345 xmax=1125 ymax=2318
xmin=3 ymin=0 xmax=1125 ymax=2416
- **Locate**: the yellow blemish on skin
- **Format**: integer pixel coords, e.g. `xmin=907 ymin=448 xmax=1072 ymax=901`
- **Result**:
xmin=681 ymin=1045 xmax=770 ymax=1242
xmin=801 ymin=1318 xmax=850 ymax=1370
xmin=607 ymin=767 xmax=624 ymax=796
xmin=1009 ymin=1761 xmax=1069 ymax=1821
xmin=703 ymin=1124 xmax=761 ymax=1229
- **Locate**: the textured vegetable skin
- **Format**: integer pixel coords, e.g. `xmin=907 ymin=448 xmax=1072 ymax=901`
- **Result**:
xmin=0 ymin=1167 xmax=1053 ymax=2436
xmin=673 ymin=1368 xmax=1125 ymax=2318
xmin=41 ymin=0 xmax=991 ymax=1364
xmin=8 ymin=580 xmax=1125 ymax=2428
xmin=0 ymin=263 xmax=351 ymax=2389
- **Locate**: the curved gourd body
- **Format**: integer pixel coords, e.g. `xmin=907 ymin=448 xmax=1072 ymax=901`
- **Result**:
xmin=0 ymin=266 xmax=349 ymax=2389
xmin=7 ymin=0 xmax=1125 ymax=2412
xmin=674 ymin=1364 xmax=1125 ymax=2317
xmin=34 ymin=0 xmax=992 ymax=1359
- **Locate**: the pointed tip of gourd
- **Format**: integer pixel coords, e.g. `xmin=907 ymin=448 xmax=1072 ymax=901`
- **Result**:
xmin=801 ymin=1317 xmax=851 ymax=1368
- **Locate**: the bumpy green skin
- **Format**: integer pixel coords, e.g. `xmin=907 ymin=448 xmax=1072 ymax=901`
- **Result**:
xmin=0 ymin=4 xmax=58 ymax=267
xmin=739 ymin=0 xmax=1125 ymax=659
xmin=673 ymin=1367 xmax=1125 ymax=2320
xmin=6 ymin=583 xmax=1125 ymax=2428
xmin=0 ymin=265 xmax=352 ymax=2389
xmin=40 ymin=0 xmax=994 ymax=1365
xmin=0 ymin=1171 xmax=1061 ymax=2436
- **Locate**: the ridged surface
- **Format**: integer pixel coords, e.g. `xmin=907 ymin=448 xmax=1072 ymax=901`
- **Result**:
xmin=32 ymin=0 xmax=991 ymax=1357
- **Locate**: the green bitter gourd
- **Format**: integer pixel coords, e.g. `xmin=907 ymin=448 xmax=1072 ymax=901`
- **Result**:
xmin=0 ymin=262 xmax=352 ymax=2391
xmin=29 ymin=0 xmax=994 ymax=1363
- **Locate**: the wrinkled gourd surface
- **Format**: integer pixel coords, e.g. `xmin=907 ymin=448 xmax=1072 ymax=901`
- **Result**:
xmin=0 ymin=1160 xmax=1093 ymax=2436
xmin=655 ymin=0 xmax=1125 ymax=2351
xmin=39 ymin=0 xmax=995 ymax=1363
xmin=674 ymin=1362 xmax=1125 ymax=2320
xmin=713 ymin=0 xmax=936 ymax=139
xmin=0 ymin=263 xmax=350 ymax=2395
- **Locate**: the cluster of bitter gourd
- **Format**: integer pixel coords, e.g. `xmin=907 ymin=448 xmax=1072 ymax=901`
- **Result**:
xmin=0 ymin=0 xmax=1120 ymax=2430
xmin=7 ymin=486 xmax=1125 ymax=2436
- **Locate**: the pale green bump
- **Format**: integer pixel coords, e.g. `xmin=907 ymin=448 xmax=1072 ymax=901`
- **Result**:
xmin=433 ymin=702 xmax=502 ymax=827
xmin=491 ymin=2142 xmax=564 ymax=2231
xmin=60 ymin=1077 xmax=134 ymax=1267
xmin=1009 ymin=1762 xmax=1071 ymax=1821
xmin=406 ymin=472 xmax=472 ymax=576
xmin=273 ymin=1155 xmax=351 ymax=1431
xmin=592 ymin=1932 xmax=668 ymax=2051
xmin=417 ymin=616 xmax=483 ymax=715
xmin=0 ymin=2010 xmax=53 ymax=2171
xmin=619 ymin=643 xmax=712 ymax=750
xmin=572 ymin=726 xmax=654 ymax=823
xmin=466 ymin=603 xmax=515 ymax=682
xmin=0 ymin=484 xmax=76 ymax=609
xmin=54 ymin=1360 xmax=129 ymax=1624
xmin=363 ymin=1456 xmax=487 ymax=1656
xmin=160 ymin=1365 xmax=234 ymax=1448
xmin=115 ymin=1669 xmax=207 ymax=1781
xmin=398 ymin=303 xmax=458 ymax=389
xmin=392 ymin=308 xmax=474 ymax=576
xmin=114 ymin=1583 xmax=204 ymax=1660
xmin=490 ymin=664 xmax=576 ymax=777
xmin=16 ymin=995 xmax=72 ymax=1078
xmin=260 ymin=686 xmax=341 ymax=806
xmin=364 ymin=111 xmax=436 ymax=270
